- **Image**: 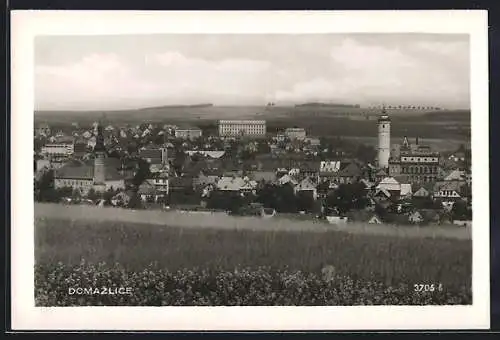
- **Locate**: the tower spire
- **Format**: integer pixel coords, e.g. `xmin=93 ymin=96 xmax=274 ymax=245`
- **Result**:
xmin=94 ymin=116 xmax=106 ymax=153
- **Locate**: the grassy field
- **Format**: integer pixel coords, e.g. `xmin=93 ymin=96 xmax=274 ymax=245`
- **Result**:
xmin=35 ymin=205 xmax=472 ymax=288
xmin=35 ymin=204 xmax=471 ymax=240
xmin=34 ymin=203 xmax=472 ymax=305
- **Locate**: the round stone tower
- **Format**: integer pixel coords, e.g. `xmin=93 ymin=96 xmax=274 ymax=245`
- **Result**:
xmin=93 ymin=120 xmax=106 ymax=191
xmin=377 ymin=108 xmax=391 ymax=169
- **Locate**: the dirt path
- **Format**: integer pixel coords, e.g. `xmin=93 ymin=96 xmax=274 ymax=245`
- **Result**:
xmin=34 ymin=203 xmax=471 ymax=240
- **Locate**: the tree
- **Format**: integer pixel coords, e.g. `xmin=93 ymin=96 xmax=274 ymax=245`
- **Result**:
xmin=128 ymin=192 xmax=143 ymax=209
xmin=326 ymin=183 xmax=368 ymax=214
xmin=86 ymin=188 xmax=100 ymax=201
xmin=103 ymin=188 xmax=117 ymax=205
xmin=296 ymin=191 xmax=315 ymax=213
xmin=452 ymin=200 xmax=471 ymax=220
xmin=132 ymin=159 xmax=151 ymax=187
xmin=72 ymin=188 xmax=82 ymax=202
xmin=35 ymin=170 xmax=58 ymax=202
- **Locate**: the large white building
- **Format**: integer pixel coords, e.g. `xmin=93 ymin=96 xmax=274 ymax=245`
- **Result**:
xmin=175 ymin=126 xmax=202 ymax=140
xmin=41 ymin=139 xmax=75 ymax=157
xmin=285 ymin=127 xmax=306 ymax=140
xmin=218 ymin=120 xmax=266 ymax=137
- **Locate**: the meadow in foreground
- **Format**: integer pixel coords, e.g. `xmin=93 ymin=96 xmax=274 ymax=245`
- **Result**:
xmin=35 ymin=218 xmax=472 ymax=306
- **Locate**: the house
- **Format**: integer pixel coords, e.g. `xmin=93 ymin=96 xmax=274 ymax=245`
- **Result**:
xmin=453 ymin=220 xmax=472 ymax=227
xmin=326 ymin=215 xmax=348 ymax=225
xmin=444 ymin=169 xmax=466 ymax=181
xmin=368 ymin=214 xmax=383 ymax=224
xmin=216 ymin=176 xmax=257 ymax=193
xmin=196 ymin=170 xmax=222 ymax=188
xmin=373 ymin=189 xmax=392 ymax=205
xmin=336 ymin=162 xmax=362 ymax=184
xmin=185 ymin=150 xmax=225 ymax=159
xmin=262 ymin=207 xmax=276 ymax=218
xmin=316 ymin=181 xmax=332 ymax=199
xmin=278 ymin=174 xmax=298 ymax=186
xmin=138 ymin=180 xmax=162 ymax=202
xmin=299 ymin=162 xmax=320 ymax=180
xmin=320 ymin=161 xmax=341 ymax=181
xmin=408 ymin=211 xmax=424 ymax=224
xmin=413 ymin=186 xmax=431 ymax=198
xmin=294 ymin=177 xmax=318 ymax=200
xmin=35 ymin=123 xmax=51 ymax=137
xmin=175 ymin=126 xmax=202 ymax=140
xmin=54 ymin=158 xmax=126 ymax=194
xmin=433 ymin=181 xmax=463 ymax=200
xmin=319 ymin=161 xmax=340 ymax=173
xmin=87 ymin=136 xmax=97 ymax=149
xmin=377 ymin=177 xmax=400 ymax=192
xmin=400 ymin=183 xmax=412 ymax=198
xmin=305 ymin=137 xmax=321 ymax=146
xmin=169 ymin=176 xmax=194 ymax=193
xmin=149 ymin=172 xmax=169 ymax=195
xmin=375 ymin=168 xmax=388 ymax=182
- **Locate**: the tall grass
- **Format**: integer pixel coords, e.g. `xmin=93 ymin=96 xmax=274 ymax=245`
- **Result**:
xmin=35 ymin=218 xmax=472 ymax=289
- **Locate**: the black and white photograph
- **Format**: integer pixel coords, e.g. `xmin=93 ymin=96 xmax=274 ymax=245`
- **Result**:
xmin=11 ymin=11 xmax=490 ymax=330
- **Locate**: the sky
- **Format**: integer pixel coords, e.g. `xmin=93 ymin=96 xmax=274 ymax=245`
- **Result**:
xmin=35 ymin=34 xmax=470 ymax=111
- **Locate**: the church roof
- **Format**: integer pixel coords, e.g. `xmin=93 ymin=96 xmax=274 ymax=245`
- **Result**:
xmin=54 ymin=157 xmax=125 ymax=181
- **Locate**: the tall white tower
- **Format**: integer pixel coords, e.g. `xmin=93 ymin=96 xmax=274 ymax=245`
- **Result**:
xmin=377 ymin=108 xmax=391 ymax=169
xmin=93 ymin=120 xmax=106 ymax=192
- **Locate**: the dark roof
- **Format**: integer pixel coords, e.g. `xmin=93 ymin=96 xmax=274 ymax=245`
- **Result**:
xmin=54 ymin=157 xmax=125 ymax=181
xmin=169 ymin=176 xmax=194 ymax=188
xmin=139 ymin=148 xmax=162 ymax=160
xmin=250 ymin=171 xmax=276 ymax=182
xmin=338 ymin=162 xmax=362 ymax=177
xmin=54 ymin=160 xmax=93 ymax=180
xmin=200 ymin=168 xmax=223 ymax=177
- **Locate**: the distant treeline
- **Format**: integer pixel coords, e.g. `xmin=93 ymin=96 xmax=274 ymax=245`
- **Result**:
xmin=139 ymin=104 xmax=214 ymax=110
xmin=422 ymin=110 xmax=471 ymax=121
xmin=295 ymin=103 xmax=361 ymax=108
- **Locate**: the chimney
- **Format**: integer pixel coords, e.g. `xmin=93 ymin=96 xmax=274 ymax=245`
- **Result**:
xmin=416 ymin=136 xmax=419 ymax=145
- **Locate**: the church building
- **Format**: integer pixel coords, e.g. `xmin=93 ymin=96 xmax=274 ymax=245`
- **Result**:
xmin=54 ymin=121 xmax=126 ymax=194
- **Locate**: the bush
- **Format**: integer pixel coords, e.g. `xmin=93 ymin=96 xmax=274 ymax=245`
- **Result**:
xmin=35 ymin=262 xmax=471 ymax=306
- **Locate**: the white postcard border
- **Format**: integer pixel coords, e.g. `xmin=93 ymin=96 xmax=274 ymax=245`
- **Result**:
xmin=11 ymin=10 xmax=490 ymax=330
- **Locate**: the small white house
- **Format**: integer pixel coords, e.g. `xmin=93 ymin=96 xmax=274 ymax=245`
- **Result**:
xmin=326 ymin=216 xmax=348 ymax=225
xmin=368 ymin=215 xmax=383 ymax=224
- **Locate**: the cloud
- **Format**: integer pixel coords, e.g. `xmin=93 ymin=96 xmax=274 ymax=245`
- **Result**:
xmin=34 ymin=35 xmax=470 ymax=110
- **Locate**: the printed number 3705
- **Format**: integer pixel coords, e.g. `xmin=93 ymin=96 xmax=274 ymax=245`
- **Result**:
xmin=414 ymin=283 xmax=443 ymax=292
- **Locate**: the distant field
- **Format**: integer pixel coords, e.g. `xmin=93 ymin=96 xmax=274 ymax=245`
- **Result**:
xmin=35 ymin=105 xmax=470 ymax=141
xmin=35 ymin=106 xmax=470 ymax=123
xmin=342 ymin=136 xmax=468 ymax=152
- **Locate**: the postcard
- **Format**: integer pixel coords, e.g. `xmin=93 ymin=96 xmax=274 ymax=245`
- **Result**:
xmin=11 ymin=10 xmax=490 ymax=330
